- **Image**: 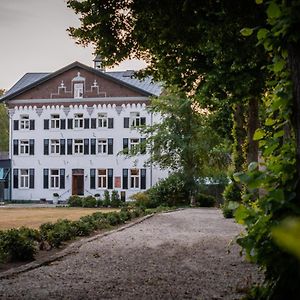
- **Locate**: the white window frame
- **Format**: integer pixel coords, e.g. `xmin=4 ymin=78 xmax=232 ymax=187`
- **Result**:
xmin=130 ymin=112 xmax=140 ymax=127
xmin=130 ymin=138 xmax=140 ymax=152
xmin=20 ymin=115 xmax=30 ymax=130
xmin=97 ymin=169 xmax=107 ymax=189
xmin=98 ymin=113 xmax=108 ymax=128
xmin=74 ymin=83 xmax=84 ymax=99
xmin=50 ymin=169 xmax=60 ymax=189
xmin=19 ymin=169 xmax=29 ymax=189
xmin=74 ymin=139 xmax=84 ymax=154
xmin=130 ymin=169 xmax=139 ymax=189
xmin=50 ymin=114 xmax=60 ymax=129
xmin=50 ymin=139 xmax=60 ymax=155
xmin=19 ymin=140 xmax=29 ymax=155
xmin=97 ymin=139 xmax=107 ymax=154
xmin=74 ymin=113 xmax=84 ymax=129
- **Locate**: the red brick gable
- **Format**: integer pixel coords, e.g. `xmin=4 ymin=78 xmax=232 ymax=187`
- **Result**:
xmin=12 ymin=66 xmax=145 ymax=101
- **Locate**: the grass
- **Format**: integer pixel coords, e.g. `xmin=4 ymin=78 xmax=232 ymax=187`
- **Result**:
xmin=0 ymin=207 xmax=119 ymax=230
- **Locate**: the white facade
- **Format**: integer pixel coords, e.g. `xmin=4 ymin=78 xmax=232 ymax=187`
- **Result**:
xmin=4 ymin=62 xmax=168 ymax=201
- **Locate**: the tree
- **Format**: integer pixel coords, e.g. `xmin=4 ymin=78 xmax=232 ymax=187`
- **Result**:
xmin=0 ymin=89 xmax=8 ymax=152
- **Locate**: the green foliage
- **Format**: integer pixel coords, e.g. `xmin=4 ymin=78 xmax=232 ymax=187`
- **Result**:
xmin=68 ymin=195 xmax=82 ymax=207
xmin=110 ymin=190 xmax=121 ymax=208
xmin=82 ymin=196 xmax=97 ymax=208
xmin=0 ymin=101 xmax=9 ymax=152
xmin=103 ymin=190 xmax=111 ymax=207
xmin=130 ymin=192 xmax=152 ymax=208
xmin=0 ymin=228 xmax=38 ymax=263
xmin=195 ymin=193 xmax=216 ymax=207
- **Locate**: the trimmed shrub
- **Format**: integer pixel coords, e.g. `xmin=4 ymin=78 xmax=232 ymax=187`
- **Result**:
xmin=130 ymin=192 xmax=152 ymax=208
xmin=110 ymin=190 xmax=122 ymax=208
xmin=68 ymin=195 xmax=82 ymax=207
xmin=82 ymin=196 xmax=97 ymax=208
xmin=119 ymin=207 xmax=132 ymax=222
xmin=196 ymin=193 xmax=216 ymax=207
xmin=97 ymin=199 xmax=104 ymax=207
xmin=103 ymin=190 xmax=111 ymax=207
xmin=72 ymin=220 xmax=94 ymax=236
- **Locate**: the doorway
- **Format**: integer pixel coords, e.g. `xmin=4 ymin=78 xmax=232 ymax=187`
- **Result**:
xmin=72 ymin=169 xmax=84 ymax=195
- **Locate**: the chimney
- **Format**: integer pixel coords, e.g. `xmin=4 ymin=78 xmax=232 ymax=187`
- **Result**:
xmin=93 ymin=55 xmax=105 ymax=72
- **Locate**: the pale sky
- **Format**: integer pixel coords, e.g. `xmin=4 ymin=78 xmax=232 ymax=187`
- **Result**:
xmin=0 ymin=0 xmax=146 ymax=91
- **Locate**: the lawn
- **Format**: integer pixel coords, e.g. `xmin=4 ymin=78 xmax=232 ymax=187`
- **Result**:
xmin=0 ymin=207 xmax=119 ymax=230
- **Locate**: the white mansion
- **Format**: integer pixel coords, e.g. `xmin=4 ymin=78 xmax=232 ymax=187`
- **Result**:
xmin=1 ymin=60 xmax=167 ymax=202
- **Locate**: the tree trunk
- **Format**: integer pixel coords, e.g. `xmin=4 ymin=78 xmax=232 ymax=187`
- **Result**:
xmin=288 ymin=41 xmax=300 ymax=199
xmin=247 ymin=98 xmax=259 ymax=164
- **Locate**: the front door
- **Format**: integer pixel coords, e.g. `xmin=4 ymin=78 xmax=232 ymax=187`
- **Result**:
xmin=72 ymin=169 xmax=84 ymax=195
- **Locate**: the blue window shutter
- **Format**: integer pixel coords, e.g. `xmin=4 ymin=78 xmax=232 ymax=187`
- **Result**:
xmin=140 ymin=138 xmax=146 ymax=154
xmin=13 ymin=139 xmax=18 ymax=155
xmin=140 ymin=117 xmax=146 ymax=126
xmin=141 ymin=169 xmax=146 ymax=190
xmin=108 ymin=118 xmax=114 ymax=128
xmin=123 ymin=138 xmax=128 ymax=154
xmin=29 ymin=139 xmax=34 ymax=155
xmin=13 ymin=120 xmax=19 ymax=130
xmin=30 ymin=120 xmax=35 ymax=130
xmin=108 ymin=138 xmax=113 ymax=155
xmin=84 ymin=118 xmax=90 ymax=129
xmin=43 ymin=169 xmax=49 ymax=189
xmin=44 ymin=119 xmax=49 ymax=130
xmin=29 ymin=169 xmax=34 ymax=189
xmin=90 ymin=169 xmax=96 ymax=189
xmin=91 ymin=118 xmax=96 ymax=128
xmin=124 ymin=117 xmax=129 ymax=128
xmin=60 ymin=139 xmax=65 ymax=155
xmin=60 ymin=119 xmax=66 ymax=130
xmin=91 ymin=139 xmax=96 ymax=155
xmin=108 ymin=169 xmax=113 ymax=189
xmin=122 ymin=169 xmax=128 ymax=189
xmin=67 ymin=119 xmax=73 ymax=129
xmin=60 ymin=169 xmax=65 ymax=189
xmin=84 ymin=139 xmax=89 ymax=155
xmin=13 ymin=169 xmax=18 ymax=188
xmin=44 ymin=139 xmax=49 ymax=155
xmin=67 ymin=139 xmax=73 ymax=155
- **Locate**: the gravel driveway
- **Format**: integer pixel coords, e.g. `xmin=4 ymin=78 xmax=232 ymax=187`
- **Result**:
xmin=0 ymin=208 xmax=262 ymax=299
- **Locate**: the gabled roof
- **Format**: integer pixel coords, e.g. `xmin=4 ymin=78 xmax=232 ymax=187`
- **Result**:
xmin=1 ymin=61 xmax=162 ymax=101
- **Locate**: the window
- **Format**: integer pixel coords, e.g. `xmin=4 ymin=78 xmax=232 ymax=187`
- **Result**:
xmin=74 ymin=83 xmax=84 ymax=98
xmin=20 ymin=115 xmax=29 ymax=130
xmin=50 ymin=139 xmax=60 ymax=154
xmin=130 ymin=112 xmax=140 ymax=127
xmin=20 ymin=169 xmax=29 ymax=188
xmin=130 ymin=169 xmax=139 ymax=188
xmin=97 ymin=139 xmax=107 ymax=154
xmin=20 ymin=140 xmax=29 ymax=155
xmin=74 ymin=139 xmax=84 ymax=154
xmin=74 ymin=113 xmax=84 ymax=129
xmin=50 ymin=114 xmax=60 ymax=129
xmin=98 ymin=113 xmax=108 ymax=128
xmin=50 ymin=169 xmax=59 ymax=189
xmin=97 ymin=169 xmax=107 ymax=188
xmin=130 ymin=138 xmax=140 ymax=152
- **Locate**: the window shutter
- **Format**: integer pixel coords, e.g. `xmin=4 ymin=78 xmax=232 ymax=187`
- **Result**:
xmin=13 ymin=139 xmax=18 ymax=155
xmin=108 ymin=118 xmax=114 ymax=128
xmin=123 ymin=138 xmax=129 ymax=154
xmin=43 ymin=169 xmax=49 ymax=189
xmin=90 ymin=169 xmax=96 ymax=189
xmin=140 ymin=138 xmax=146 ymax=154
xmin=60 ymin=119 xmax=66 ymax=130
xmin=122 ymin=169 xmax=128 ymax=189
xmin=91 ymin=139 xmax=96 ymax=155
xmin=29 ymin=139 xmax=34 ymax=155
xmin=60 ymin=169 xmax=65 ymax=189
xmin=84 ymin=118 xmax=90 ymax=129
xmin=67 ymin=119 xmax=73 ymax=129
xmin=140 ymin=117 xmax=146 ymax=126
xmin=108 ymin=138 xmax=113 ymax=155
xmin=44 ymin=139 xmax=49 ymax=155
xmin=13 ymin=169 xmax=18 ymax=188
xmin=84 ymin=139 xmax=89 ymax=155
xmin=44 ymin=119 xmax=49 ymax=130
xmin=141 ymin=169 xmax=146 ymax=190
xmin=60 ymin=139 xmax=65 ymax=155
xmin=124 ymin=117 xmax=129 ymax=128
xmin=28 ymin=120 xmax=35 ymax=130
xmin=108 ymin=169 xmax=113 ymax=189
xmin=91 ymin=118 xmax=96 ymax=129
xmin=67 ymin=139 xmax=73 ymax=155
xmin=29 ymin=169 xmax=34 ymax=189
xmin=13 ymin=120 xmax=19 ymax=130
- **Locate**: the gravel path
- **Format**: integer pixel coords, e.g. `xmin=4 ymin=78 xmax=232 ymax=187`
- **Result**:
xmin=0 ymin=208 xmax=262 ymax=299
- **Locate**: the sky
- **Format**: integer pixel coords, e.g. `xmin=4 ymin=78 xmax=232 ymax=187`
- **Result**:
xmin=0 ymin=0 xmax=146 ymax=91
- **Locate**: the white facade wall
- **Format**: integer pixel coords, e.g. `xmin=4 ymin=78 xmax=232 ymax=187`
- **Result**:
xmin=9 ymin=101 xmax=168 ymax=201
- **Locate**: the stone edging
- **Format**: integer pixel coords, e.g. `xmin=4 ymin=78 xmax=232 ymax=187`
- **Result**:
xmin=0 ymin=213 xmax=156 ymax=279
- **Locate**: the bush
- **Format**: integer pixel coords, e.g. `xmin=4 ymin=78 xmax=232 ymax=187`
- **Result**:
xmin=223 ymin=182 xmax=241 ymax=203
xmin=196 ymin=193 xmax=216 ymax=207
xmin=97 ymin=199 xmax=104 ymax=207
xmin=105 ymin=212 xmax=122 ymax=226
xmin=103 ymin=190 xmax=111 ymax=207
xmin=0 ymin=228 xmax=38 ymax=262
xmin=82 ymin=196 xmax=97 ymax=208
xmin=130 ymin=192 xmax=151 ymax=208
xmin=110 ymin=190 xmax=122 ymax=208
xmin=68 ymin=195 xmax=82 ymax=207
xmin=119 ymin=207 xmax=132 ymax=222
xmin=72 ymin=220 xmax=94 ymax=236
